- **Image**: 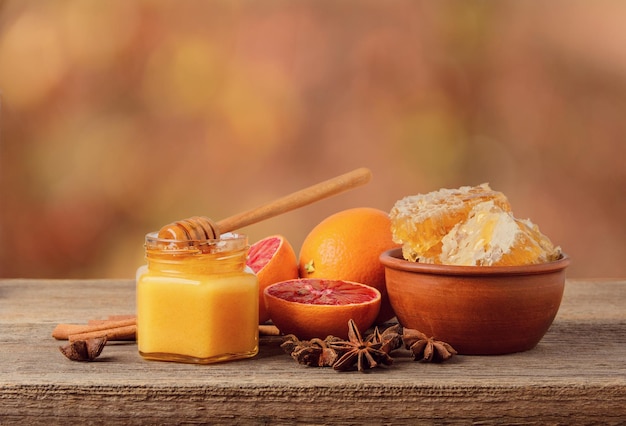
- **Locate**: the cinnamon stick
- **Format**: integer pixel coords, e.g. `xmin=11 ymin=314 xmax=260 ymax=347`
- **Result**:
xmin=54 ymin=316 xmax=280 ymax=341
xmin=69 ymin=325 xmax=136 ymax=342
xmin=258 ymin=324 xmax=281 ymax=336
xmin=52 ymin=318 xmax=136 ymax=340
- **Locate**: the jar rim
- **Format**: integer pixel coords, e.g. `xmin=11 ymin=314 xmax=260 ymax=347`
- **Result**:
xmin=145 ymin=232 xmax=248 ymax=254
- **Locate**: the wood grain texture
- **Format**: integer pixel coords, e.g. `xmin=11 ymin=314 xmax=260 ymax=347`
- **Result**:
xmin=1 ymin=278 xmax=625 ymax=424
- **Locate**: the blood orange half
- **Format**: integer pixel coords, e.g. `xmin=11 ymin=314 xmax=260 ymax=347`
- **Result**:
xmin=247 ymin=235 xmax=299 ymax=323
xmin=264 ymin=278 xmax=381 ymax=340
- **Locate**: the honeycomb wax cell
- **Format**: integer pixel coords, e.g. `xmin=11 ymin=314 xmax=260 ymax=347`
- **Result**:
xmin=439 ymin=201 xmax=561 ymax=266
xmin=390 ymin=183 xmax=511 ymax=262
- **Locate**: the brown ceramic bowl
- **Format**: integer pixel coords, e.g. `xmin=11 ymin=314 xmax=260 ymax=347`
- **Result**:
xmin=380 ymin=248 xmax=570 ymax=355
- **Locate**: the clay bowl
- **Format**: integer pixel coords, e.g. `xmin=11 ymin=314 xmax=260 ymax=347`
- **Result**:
xmin=380 ymin=248 xmax=570 ymax=355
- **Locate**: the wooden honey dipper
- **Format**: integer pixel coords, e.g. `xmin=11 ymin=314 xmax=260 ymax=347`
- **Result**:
xmin=157 ymin=167 xmax=372 ymax=241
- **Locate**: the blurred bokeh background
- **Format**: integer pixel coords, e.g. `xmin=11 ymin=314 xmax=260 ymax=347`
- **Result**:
xmin=1 ymin=0 xmax=625 ymax=279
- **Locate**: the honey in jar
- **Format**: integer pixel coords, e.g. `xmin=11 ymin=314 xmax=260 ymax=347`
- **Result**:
xmin=136 ymin=232 xmax=258 ymax=364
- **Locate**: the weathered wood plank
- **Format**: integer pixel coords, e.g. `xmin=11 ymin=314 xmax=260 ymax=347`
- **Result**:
xmin=0 ymin=278 xmax=625 ymax=424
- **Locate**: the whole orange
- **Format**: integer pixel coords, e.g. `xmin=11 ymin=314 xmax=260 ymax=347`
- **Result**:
xmin=247 ymin=235 xmax=299 ymax=324
xmin=298 ymin=207 xmax=400 ymax=323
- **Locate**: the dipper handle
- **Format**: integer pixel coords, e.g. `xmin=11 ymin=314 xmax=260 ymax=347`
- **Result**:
xmin=217 ymin=167 xmax=372 ymax=233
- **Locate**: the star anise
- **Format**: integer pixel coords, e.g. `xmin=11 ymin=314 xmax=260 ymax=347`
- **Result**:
xmin=59 ymin=336 xmax=107 ymax=362
xmin=328 ymin=319 xmax=393 ymax=372
xmin=370 ymin=323 xmax=403 ymax=354
xmin=281 ymin=334 xmax=340 ymax=367
xmin=402 ymin=328 xmax=457 ymax=363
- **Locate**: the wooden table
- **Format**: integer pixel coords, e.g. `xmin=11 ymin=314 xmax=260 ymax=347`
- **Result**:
xmin=1 ymin=278 xmax=625 ymax=424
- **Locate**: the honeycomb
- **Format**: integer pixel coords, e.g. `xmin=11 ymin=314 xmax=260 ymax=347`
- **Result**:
xmin=390 ymin=183 xmax=512 ymax=262
xmin=390 ymin=184 xmax=561 ymax=266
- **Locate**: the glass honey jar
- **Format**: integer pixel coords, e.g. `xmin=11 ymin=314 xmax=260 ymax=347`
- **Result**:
xmin=136 ymin=232 xmax=258 ymax=364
